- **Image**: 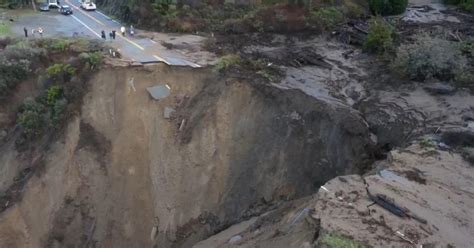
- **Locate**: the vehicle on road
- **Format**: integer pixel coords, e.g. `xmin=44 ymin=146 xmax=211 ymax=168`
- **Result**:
xmin=47 ymin=0 xmax=60 ymax=8
xmin=39 ymin=3 xmax=50 ymax=11
xmin=80 ymin=0 xmax=96 ymax=10
xmin=59 ymin=5 xmax=73 ymax=15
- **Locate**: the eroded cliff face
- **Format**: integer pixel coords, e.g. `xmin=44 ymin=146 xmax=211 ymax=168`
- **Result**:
xmin=0 ymin=64 xmax=374 ymax=247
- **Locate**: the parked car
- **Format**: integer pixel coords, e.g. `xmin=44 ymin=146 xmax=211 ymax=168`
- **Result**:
xmin=59 ymin=5 xmax=73 ymax=15
xmin=39 ymin=3 xmax=50 ymax=11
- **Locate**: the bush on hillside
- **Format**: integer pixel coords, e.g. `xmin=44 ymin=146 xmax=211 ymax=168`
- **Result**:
xmin=214 ymin=54 xmax=242 ymax=72
xmin=46 ymin=64 xmax=76 ymax=82
xmin=391 ymin=34 xmax=467 ymax=81
xmin=309 ymin=7 xmax=345 ymax=30
xmin=444 ymin=0 xmax=474 ymax=12
xmin=0 ymin=58 xmax=30 ymax=99
xmin=17 ymin=101 xmax=48 ymax=138
xmin=368 ymin=0 xmax=408 ymax=15
xmin=363 ymin=17 xmax=394 ymax=54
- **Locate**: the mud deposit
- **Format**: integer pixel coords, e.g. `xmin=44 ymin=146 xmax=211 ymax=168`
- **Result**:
xmin=0 ymin=65 xmax=374 ymax=247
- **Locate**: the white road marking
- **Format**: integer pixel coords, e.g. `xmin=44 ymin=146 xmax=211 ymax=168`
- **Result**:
xmin=67 ymin=0 xmax=105 ymax=26
xmin=150 ymin=39 xmax=156 ymax=44
xmin=71 ymin=15 xmax=101 ymax=38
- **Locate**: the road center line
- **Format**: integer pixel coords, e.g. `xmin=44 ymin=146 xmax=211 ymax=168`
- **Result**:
xmin=67 ymin=1 xmax=105 ymax=26
xmin=119 ymin=35 xmax=145 ymax=51
xmin=66 ymin=0 xmax=145 ymax=51
xmin=71 ymin=15 xmax=101 ymax=38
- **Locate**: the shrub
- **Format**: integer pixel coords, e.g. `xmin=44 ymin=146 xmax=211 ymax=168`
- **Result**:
xmin=214 ymin=54 xmax=242 ymax=72
xmin=46 ymin=64 xmax=76 ymax=80
xmin=50 ymin=39 xmax=72 ymax=52
xmin=319 ymin=233 xmax=367 ymax=248
xmin=342 ymin=1 xmax=366 ymax=18
xmin=363 ymin=17 xmax=394 ymax=54
xmin=310 ymin=7 xmax=345 ymax=30
xmin=444 ymin=0 xmax=474 ymax=12
xmin=46 ymin=86 xmax=62 ymax=106
xmin=17 ymin=101 xmax=48 ymax=138
xmin=391 ymin=34 xmax=467 ymax=81
xmin=0 ymin=58 xmax=30 ymax=99
xmin=51 ymin=98 xmax=67 ymax=126
xmin=369 ymin=0 xmax=408 ymax=15
xmin=88 ymin=51 xmax=102 ymax=69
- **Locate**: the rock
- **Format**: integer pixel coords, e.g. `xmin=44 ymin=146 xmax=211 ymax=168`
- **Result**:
xmin=358 ymin=100 xmax=420 ymax=148
xmin=423 ymin=83 xmax=456 ymax=95
xmin=228 ymin=235 xmax=243 ymax=244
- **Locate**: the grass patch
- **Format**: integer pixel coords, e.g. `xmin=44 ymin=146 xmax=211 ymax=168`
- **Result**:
xmin=309 ymin=7 xmax=345 ymax=30
xmin=0 ymin=22 xmax=11 ymax=36
xmin=319 ymin=233 xmax=367 ymax=248
xmin=214 ymin=54 xmax=242 ymax=72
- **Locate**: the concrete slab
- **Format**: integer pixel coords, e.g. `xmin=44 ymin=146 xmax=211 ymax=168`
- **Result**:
xmin=146 ymin=85 xmax=171 ymax=100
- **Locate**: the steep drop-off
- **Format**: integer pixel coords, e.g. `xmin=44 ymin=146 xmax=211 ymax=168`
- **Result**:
xmin=0 ymin=64 xmax=374 ymax=247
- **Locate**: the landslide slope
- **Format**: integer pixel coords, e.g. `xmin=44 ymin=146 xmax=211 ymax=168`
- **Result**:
xmin=0 ymin=64 xmax=374 ymax=247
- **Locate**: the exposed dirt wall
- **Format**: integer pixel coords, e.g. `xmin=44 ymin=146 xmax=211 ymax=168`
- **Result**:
xmin=0 ymin=64 xmax=374 ymax=247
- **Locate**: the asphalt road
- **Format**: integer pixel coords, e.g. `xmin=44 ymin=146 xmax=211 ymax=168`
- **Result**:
xmin=54 ymin=0 xmax=201 ymax=66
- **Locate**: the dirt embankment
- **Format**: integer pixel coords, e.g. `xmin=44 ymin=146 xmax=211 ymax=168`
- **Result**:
xmin=196 ymin=144 xmax=474 ymax=248
xmin=0 ymin=64 xmax=375 ymax=247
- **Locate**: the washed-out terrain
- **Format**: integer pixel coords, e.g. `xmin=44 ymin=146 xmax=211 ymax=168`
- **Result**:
xmin=0 ymin=0 xmax=473 ymax=247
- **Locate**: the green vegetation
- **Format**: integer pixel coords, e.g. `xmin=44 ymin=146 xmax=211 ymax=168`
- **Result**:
xmin=444 ymin=0 xmax=474 ymax=12
xmin=319 ymin=233 xmax=367 ymax=248
xmin=46 ymin=85 xmax=61 ymax=106
xmin=460 ymin=39 xmax=474 ymax=57
xmin=87 ymin=51 xmax=102 ymax=69
xmin=363 ymin=17 xmax=394 ymax=54
xmin=391 ymin=34 xmax=467 ymax=81
xmin=17 ymin=101 xmax=47 ymax=138
xmin=214 ymin=54 xmax=242 ymax=72
xmin=419 ymin=138 xmax=434 ymax=149
xmin=0 ymin=39 xmax=46 ymax=100
xmin=310 ymin=7 xmax=344 ymax=30
xmin=368 ymin=0 xmax=408 ymax=15
xmin=46 ymin=63 xmax=76 ymax=80
xmin=49 ymin=39 xmax=73 ymax=52
xmin=0 ymin=38 xmax=103 ymax=146
xmin=0 ymin=22 xmax=11 ymax=36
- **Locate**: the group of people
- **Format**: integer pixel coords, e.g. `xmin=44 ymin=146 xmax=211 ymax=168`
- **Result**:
xmin=23 ymin=27 xmax=44 ymax=38
xmin=100 ymin=25 xmax=134 ymax=40
xmin=23 ymin=24 xmax=135 ymax=40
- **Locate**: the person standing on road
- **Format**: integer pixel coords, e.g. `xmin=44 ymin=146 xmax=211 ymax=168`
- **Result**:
xmin=112 ymin=30 xmax=116 ymax=40
xmin=23 ymin=27 xmax=28 ymax=38
xmin=109 ymin=31 xmax=113 ymax=40
xmin=38 ymin=27 xmax=43 ymax=37
xmin=101 ymin=30 xmax=106 ymax=40
xmin=130 ymin=25 xmax=134 ymax=37
xmin=120 ymin=26 xmax=126 ymax=37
